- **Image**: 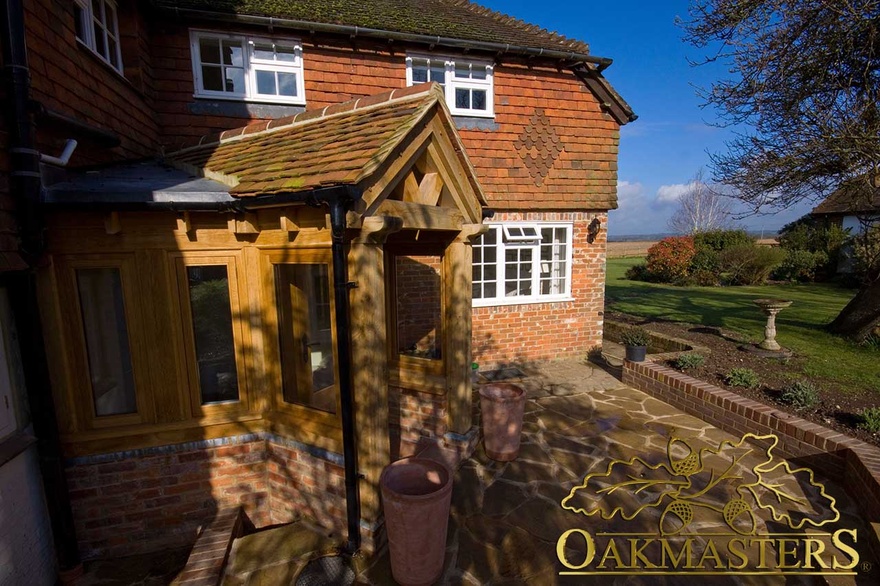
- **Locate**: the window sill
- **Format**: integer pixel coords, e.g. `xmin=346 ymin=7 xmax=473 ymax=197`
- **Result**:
xmin=191 ymin=93 xmax=307 ymax=108
xmin=189 ymin=99 xmax=306 ymax=119
xmin=453 ymin=115 xmax=499 ymax=131
xmin=473 ymin=296 xmax=574 ymax=309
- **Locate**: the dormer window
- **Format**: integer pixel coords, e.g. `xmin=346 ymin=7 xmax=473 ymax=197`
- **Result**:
xmin=406 ymin=55 xmax=494 ymax=118
xmin=74 ymin=0 xmax=123 ymax=73
xmin=189 ymin=31 xmax=306 ymax=105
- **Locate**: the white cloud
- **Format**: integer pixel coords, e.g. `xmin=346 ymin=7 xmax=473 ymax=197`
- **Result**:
xmin=617 ymin=180 xmax=645 ymax=204
xmin=655 ymin=182 xmax=696 ymax=205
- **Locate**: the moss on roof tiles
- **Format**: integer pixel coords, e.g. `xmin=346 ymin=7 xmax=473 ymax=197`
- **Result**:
xmin=152 ymin=0 xmax=591 ymax=54
xmin=169 ymin=86 xmax=441 ymax=197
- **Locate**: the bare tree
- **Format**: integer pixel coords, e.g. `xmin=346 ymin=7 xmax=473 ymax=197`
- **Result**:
xmin=667 ymin=169 xmax=733 ymax=234
xmin=682 ymin=0 xmax=880 ymax=340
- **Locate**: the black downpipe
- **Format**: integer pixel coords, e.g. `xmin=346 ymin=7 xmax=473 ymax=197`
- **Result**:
xmin=1 ymin=0 xmax=82 ymax=575
xmin=325 ymin=194 xmax=362 ymax=552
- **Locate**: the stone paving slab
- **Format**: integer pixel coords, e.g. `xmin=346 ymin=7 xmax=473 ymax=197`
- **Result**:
xmin=356 ymin=360 xmax=875 ymax=585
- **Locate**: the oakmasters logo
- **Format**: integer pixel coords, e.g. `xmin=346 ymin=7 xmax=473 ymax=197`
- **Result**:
xmin=555 ymin=433 xmax=861 ymax=578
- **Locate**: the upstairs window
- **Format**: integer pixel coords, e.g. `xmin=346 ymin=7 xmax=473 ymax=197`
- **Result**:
xmin=74 ymin=0 xmax=123 ymax=72
xmin=407 ymin=55 xmax=494 ymax=118
xmin=190 ymin=31 xmax=306 ymax=105
xmin=473 ymin=223 xmax=573 ymax=306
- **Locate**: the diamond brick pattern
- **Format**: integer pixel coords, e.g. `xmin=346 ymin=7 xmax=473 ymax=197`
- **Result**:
xmin=514 ymin=108 xmax=564 ymax=187
xmin=169 ymin=85 xmax=443 ymax=197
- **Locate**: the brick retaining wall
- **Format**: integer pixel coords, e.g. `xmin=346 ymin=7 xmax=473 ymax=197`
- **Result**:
xmin=623 ymin=360 xmax=880 ymax=522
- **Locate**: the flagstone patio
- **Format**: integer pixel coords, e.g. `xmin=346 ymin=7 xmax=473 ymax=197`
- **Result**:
xmin=350 ymin=360 xmax=874 ymax=585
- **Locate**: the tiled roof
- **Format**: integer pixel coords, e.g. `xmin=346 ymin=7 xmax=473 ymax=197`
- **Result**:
xmin=169 ymin=84 xmax=466 ymax=198
xmin=813 ymin=177 xmax=880 ymax=215
xmin=152 ymin=0 xmax=592 ymax=55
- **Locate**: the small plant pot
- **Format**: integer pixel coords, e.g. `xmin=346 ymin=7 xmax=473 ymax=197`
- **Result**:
xmin=479 ymin=383 xmax=526 ymax=461
xmin=625 ymin=345 xmax=648 ymax=362
xmin=380 ymin=458 xmax=453 ymax=586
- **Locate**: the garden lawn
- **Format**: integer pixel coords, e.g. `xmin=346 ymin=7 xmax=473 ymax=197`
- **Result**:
xmin=605 ymin=257 xmax=880 ymax=394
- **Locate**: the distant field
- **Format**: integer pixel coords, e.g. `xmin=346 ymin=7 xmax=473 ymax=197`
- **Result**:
xmin=607 ymin=238 xmax=779 ymax=258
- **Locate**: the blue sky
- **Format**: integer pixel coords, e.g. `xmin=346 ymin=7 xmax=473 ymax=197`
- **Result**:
xmin=478 ymin=0 xmax=817 ymax=236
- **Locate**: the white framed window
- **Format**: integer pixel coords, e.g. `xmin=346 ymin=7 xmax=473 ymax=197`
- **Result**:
xmin=190 ymin=30 xmax=306 ymax=105
xmin=406 ymin=55 xmax=494 ymax=117
xmin=473 ymin=223 xmax=573 ymax=307
xmin=74 ymin=0 xmax=123 ymax=73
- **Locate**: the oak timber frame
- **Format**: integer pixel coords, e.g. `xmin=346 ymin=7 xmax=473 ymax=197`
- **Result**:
xmin=37 ymin=109 xmax=486 ymax=530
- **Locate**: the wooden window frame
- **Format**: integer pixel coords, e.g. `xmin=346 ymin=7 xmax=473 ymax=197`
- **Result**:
xmin=387 ymin=246 xmax=446 ymax=392
xmin=171 ymin=252 xmax=251 ymax=420
xmin=259 ymin=248 xmax=341 ymax=445
xmin=189 ymin=29 xmax=306 ymax=105
xmin=56 ymin=254 xmax=151 ymax=430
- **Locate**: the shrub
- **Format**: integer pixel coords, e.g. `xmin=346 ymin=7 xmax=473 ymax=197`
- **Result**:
xmin=859 ymin=407 xmax=880 ymax=433
xmin=693 ymin=229 xmax=754 ymax=253
xmin=776 ymin=215 xmax=850 ymax=281
xmin=645 ymin=237 xmax=696 ymax=283
xmin=672 ymin=353 xmax=705 ymax=371
xmin=779 ymin=381 xmax=820 ymax=410
xmin=621 ymin=327 xmax=651 ymax=347
xmin=686 ymin=248 xmax=721 ymax=285
xmin=625 ymin=262 xmax=652 ymax=282
xmin=725 ymin=368 xmax=761 ymax=389
xmin=772 ymin=249 xmax=828 ymax=282
xmin=719 ymin=244 xmax=785 ymax=285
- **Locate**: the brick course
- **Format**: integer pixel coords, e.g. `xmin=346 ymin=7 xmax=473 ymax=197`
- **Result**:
xmin=66 ymin=436 xmax=306 ymax=559
xmin=623 ymin=360 xmax=880 ymax=522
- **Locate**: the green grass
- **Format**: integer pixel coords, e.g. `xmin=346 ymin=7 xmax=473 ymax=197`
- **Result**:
xmin=605 ymin=257 xmax=880 ymax=392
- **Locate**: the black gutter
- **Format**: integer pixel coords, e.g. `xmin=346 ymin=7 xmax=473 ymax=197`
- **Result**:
xmin=302 ymin=185 xmax=363 ymax=553
xmin=159 ymin=7 xmax=613 ymax=70
xmin=1 ymin=0 xmax=82 ymax=577
xmin=248 ymin=185 xmax=363 ymax=552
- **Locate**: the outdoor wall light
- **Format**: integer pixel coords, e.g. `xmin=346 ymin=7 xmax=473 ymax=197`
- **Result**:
xmin=587 ymin=217 xmax=602 ymax=243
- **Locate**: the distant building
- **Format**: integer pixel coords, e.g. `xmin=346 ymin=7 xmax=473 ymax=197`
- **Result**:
xmin=813 ymin=176 xmax=880 ymax=272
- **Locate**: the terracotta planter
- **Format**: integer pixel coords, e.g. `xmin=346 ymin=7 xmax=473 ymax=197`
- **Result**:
xmin=380 ymin=458 xmax=453 ymax=586
xmin=625 ymin=345 xmax=647 ymax=362
xmin=479 ymin=383 xmax=526 ymax=461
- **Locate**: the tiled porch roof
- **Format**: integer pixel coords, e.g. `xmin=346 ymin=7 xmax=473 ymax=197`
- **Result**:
xmin=169 ymin=84 xmax=473 ymax=199
xmin=152 ymin=0 xmax=592 ymax=56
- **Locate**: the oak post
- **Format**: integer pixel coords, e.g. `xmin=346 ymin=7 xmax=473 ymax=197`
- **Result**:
xmin=444 ymin=223 xmax=488 ymax=435
xmin=348 ymin=215 xmax=402 ymax=523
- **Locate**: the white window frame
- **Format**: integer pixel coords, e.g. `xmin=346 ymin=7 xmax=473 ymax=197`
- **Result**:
xmin=190 ymin=30 xmax=306 ymax=105
xmin=406 ymin=54 xmax=494 ymax=118
xmin=473 ymin=223 xmax=574 ymax=307
xmin=74 ymin=0 xmax=124 ymax=73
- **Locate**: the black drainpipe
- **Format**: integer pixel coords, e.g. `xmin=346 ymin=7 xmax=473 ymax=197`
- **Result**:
xmin=316 ymin=187 xmax=362 ymax=552
xmin=1 ymin=0 xmax=82 ymax=576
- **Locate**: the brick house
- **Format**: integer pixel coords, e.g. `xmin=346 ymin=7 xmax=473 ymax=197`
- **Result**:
xmin=0 ymin=0 xmax=633 ymax=573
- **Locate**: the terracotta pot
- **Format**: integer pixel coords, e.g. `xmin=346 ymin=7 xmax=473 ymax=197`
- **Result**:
xmin=625 ymin=345 xmax=647 ymax=362
xmin=380 ymin=458 xmax=453 ymax=586
xmin=479 ymin=383 xmax=526 ymax=461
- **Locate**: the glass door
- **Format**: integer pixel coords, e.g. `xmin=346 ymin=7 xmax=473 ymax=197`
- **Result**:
xmin=275 ymin=264 xmax=336 ymax=414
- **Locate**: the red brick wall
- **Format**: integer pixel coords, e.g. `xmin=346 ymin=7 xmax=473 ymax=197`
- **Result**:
xmin=389 ymin=386 xmax=448 ymax=447
xmin=23 ymin=0 xmax=159 ymax=167
xmin=66 ymin=436 xmax=358 ymax=559
xmin=395 ymin=255 xmax=442 ymax=357
xmin=473 ymin=211 xmax=608 ymax=366
xmin=266 ymin=441 xmax=346 ymax=531
xmin=148 ymin=23 xmax=619 ymax=211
